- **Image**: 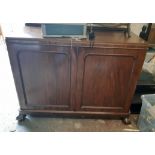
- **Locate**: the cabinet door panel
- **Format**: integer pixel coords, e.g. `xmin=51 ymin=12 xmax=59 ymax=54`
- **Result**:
xmin=18 ymin=51 xmax=70 ymax=107
xmin=76 ymin=47 xmax=143 ymax=113
xmin=7 ymin=43 xmax=74 ymax=111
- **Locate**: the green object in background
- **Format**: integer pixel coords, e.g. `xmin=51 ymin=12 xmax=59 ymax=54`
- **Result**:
xmin=140 ymin=71 xmax=154 ymax=82
xmin=148 ymin=47 xmax=155 ymax=52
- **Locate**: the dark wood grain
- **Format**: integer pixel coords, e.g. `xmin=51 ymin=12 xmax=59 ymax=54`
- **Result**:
xmin=18 ymin=50 xmax=70 ymax=107
xmin=5 ymin=26 xmax=147 ymax=119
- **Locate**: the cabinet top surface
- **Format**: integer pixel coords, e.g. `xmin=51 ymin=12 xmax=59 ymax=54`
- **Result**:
xmin=4 ymin=24 xmax=147 ymax=48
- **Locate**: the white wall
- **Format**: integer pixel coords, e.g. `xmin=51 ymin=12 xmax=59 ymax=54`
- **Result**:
xmin=130 ymin=23 xmax=145 ymax=36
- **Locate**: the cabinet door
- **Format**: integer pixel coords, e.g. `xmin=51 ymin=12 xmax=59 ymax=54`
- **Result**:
xmin=7 ymin=41 xmax=76 ymax=111
xmin=76 ymin=47 xmax=145 ymax=113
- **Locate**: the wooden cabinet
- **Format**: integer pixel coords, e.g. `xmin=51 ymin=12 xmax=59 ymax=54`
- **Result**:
xmin=5 ymin=27 xmax=147 ymax=122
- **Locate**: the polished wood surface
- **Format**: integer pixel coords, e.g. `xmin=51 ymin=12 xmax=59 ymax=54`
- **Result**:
xmin=5 ymin=25 xmax=147 ymax=119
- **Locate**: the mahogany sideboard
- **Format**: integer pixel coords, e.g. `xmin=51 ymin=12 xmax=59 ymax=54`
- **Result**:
xmin=5 ymin=25 xmax=148 ymax=123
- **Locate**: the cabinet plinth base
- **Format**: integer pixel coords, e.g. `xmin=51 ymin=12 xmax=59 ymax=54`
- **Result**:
xmin=17 ymin=109 xmax=130 ymax=120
